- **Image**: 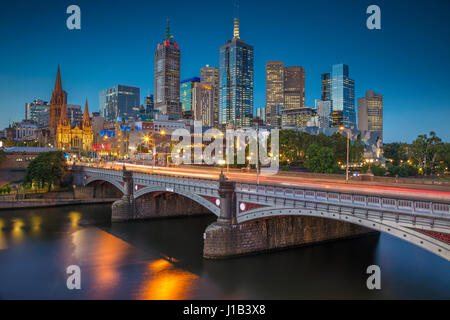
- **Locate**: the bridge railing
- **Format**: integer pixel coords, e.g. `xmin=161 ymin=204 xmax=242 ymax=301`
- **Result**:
xmin=235 ymin=183 xmax=450 ymax=218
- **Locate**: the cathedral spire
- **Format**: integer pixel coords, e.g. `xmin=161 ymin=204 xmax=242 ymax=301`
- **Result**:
xmin=82 ymin=98 xmax=90 ymax=127
xmin=54 ymin=65 xmax=63 ymax=94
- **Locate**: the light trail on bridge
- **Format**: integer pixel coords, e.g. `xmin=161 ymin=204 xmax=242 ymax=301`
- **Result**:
xmin=84 ymin=162 xmax=450 ymax=202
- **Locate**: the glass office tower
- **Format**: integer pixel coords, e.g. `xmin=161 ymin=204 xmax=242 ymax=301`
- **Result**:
xmin=330 ymin=64 xmax=355 ymax=128
xmin=180 ymin=77 xmax=200 ymax=119
xmin=99 ymin=85 xmax=140 ymax=122
xmin=219 ymin=17 xmax=254 ymax=128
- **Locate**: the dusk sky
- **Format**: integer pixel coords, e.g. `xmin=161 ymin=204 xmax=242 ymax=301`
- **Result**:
xmin=0 ymin=0 xmax=449 ymax=143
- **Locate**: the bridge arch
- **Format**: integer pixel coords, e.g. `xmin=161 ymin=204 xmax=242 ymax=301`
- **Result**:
xmin=238 ymin=207 xmax=449 ymax=260
xmin=84 ymin=177 xmax=124 ymax=195
xmin=135 ymin=186 xmax=220 ymax=217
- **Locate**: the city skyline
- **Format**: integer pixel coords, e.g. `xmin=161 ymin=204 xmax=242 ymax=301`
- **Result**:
xmin=0 ymin=0 xmax=449 ymax=142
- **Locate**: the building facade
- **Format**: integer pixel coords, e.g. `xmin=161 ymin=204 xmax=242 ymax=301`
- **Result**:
xmin=154 ymin=20 xmax=182 ymax=120
xmin=25 ymin=100 xmax=50 ymax=128
xmin=265 ymin=61 xmax=305 ymax=126
xmin=200 ymin=65 xmax=219 ymax=127
xmin=99 ymin=85 xmax=140 ymax=122
xmin=180 ymin=77 xmax=200 ymax=119
xmin=219 ymin=17 xmax=254 ymax=128
xmin=357 ymin=90 xmax=383 ymax=141
xmin=329 ymin=64 xmax=355 ymax=128
xmin=192 ymin=82 xmax=214 ymax=127
xmin=315 ymin=99 xmax=332 ymax=129
xmin=281 ymin=107 xmax=316 ymax=129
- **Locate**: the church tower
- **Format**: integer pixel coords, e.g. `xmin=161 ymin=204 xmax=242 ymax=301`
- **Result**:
xmin=82 ymin=99 xmax=93 ymax=151
xmin=49 ymin=65 xmax=67 ymax=132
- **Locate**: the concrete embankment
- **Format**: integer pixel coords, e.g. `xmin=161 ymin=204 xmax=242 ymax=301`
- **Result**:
xmin=0 ymin=198 xmax=115 ymax=210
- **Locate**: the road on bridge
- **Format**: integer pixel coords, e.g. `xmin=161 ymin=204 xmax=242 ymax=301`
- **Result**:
xmin=79 ymin=162 xmax=450 ymax=203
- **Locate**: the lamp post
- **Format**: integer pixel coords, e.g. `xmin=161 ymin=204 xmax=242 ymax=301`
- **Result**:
xmin=340 ymin=126 xmax=350 ymax=182
xmin=256 ymin=127 xmax=260 ymax=185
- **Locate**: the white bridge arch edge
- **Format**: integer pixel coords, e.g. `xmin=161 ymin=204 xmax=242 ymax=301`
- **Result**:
xmin=237 ymin=206 xmax=450 ymax=261
xmin=134 ymin=186 xmax=221 ymax=217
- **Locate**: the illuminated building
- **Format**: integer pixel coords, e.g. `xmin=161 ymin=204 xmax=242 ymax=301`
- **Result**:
xmin=265 ymin=61 xmax=305 ymax=126
xmin=99 ymin=85 xmax=140 ymax=122
xmin=281 ymin=107 xmax=316 ymax=129
xmin=154 ymin=20 xmax=182 ymax=120
xmin=328 ymin=64 xmax=355 ymax=128
xmin=180 ymin=77 xmax=200 ymax=119
xmin=358 ymin=90 xmax=383 ymax=141
xmin=25 ymin=100 xmax=50 ymax=128
xmin=200 ymin=65 xmax=219 ymax=127
xmin=48 ymin=66 xmax=93 ymax=151
xmin=192 ymin=82 xmax=214 ymax=127
xmin=321 ymin=73 xmax=331 ymax=101
xmin=219 ymin=16 xmax=254 ymax=128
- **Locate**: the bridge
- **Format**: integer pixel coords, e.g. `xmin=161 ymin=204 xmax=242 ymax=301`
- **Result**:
xmin=72 ymin=164 xmax=450 ymax=260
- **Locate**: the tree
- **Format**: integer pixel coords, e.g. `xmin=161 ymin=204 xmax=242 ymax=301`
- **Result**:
xmin=383 ymin=142 xmax=409 ymax=166
xmin=24 ymin=151 xmax=68 ymax=191
xmin=305 ymin=144 xmax=339 ymax=174
xmin=410 ymin=131 xmax=444 ymax=175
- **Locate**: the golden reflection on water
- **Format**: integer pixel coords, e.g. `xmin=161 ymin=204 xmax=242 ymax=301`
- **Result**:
xmin=69 ymin=211 xmax=81 ymax=228
xmin=137 ymin=258 xmax=199 ymax=300
xmin=11 ymin=218 xmax=24 ymax=244
xmin=71 ymin=229 xmax=133 ymax=298
xmin=30 ymin=216 xmax=42 ymax=235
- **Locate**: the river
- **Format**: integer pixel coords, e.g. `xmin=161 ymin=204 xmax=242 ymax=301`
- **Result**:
xmin=0 ymin=204 xmax=448 ymax=299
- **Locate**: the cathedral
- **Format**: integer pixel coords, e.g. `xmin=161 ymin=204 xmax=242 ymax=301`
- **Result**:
xmin=48 ymin=66 xmax=93 ymax=151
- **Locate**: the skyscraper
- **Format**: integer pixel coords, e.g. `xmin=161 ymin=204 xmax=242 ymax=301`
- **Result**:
xmin=321 ymin=73 xmax=331 ymax=101
xmin=99 ymin=85 xmax=140 ymax=122
xmin=284 ymin=66 xmax=305 ymax=110
xmin=219 ymin=16 xmax=254 ymax=128
xmin=180 ymin=77 xmax=200 ymax=119
xmin=265 ymin=61 xmax=284 ymax=126
xmin=265 ymin=61 xmax=305 ymax=126
xmin=330 ymin=64 xmax=355 ymax=128
xmin=358 ymin=90 xmax=383 ymax=140
xmin=192 ymin=82 xmax=214 ymax=127
xmin=154 ymin=20 xmax=181 ymax=120
xmin=200 ymin=65 xmax=219 ymax=127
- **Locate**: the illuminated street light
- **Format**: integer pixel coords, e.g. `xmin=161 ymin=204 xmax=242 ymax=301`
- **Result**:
xmin=339 ymin=126 xmax=350 ymax=182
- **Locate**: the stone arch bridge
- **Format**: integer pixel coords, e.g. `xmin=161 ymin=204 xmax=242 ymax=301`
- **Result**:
xmin=72 ymin=165 xmax=450 ymax=260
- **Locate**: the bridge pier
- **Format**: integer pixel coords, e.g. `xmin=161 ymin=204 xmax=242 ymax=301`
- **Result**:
xmin=203 ymin=172 xmax=375 ymax=258
xmin=111 ymin=165 xmax=134 ymax=222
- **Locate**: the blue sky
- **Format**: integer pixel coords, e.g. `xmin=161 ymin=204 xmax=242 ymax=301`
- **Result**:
xmin=0 ymin=0 xmax=449 ymax=143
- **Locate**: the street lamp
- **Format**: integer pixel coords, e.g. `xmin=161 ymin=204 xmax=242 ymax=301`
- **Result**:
xmin=339 ymin=126 xmax=350 ymax=182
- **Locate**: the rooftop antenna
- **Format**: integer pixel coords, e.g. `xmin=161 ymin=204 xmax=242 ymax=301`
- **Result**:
xmin=165 ymin=19 xmax=171 ymax=40
xmin=233 ymin=0 xmax=240 ymax=39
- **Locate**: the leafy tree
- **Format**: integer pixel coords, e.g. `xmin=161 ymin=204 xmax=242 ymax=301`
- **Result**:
xmin=24 ymin=151 xmax=67 ymax=191
xmin=410 ymin=131 xmax=444 ymax=175
xmin=383 ymin=142 xmax=409 ymax=166
xmin=305 ymin=144 xmax=339 ymax=174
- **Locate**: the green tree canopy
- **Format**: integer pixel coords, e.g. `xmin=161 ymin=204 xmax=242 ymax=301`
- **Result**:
xmin=305 ymin=144 xmax=340 ymax=174
xmin=24 ymin=151 xmax=68 ymax=191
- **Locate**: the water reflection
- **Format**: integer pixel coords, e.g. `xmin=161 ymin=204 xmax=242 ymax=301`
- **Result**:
xmin=137 ymin=259 xmax=198 ymax=300
xmin=0 ymin=204 xmax=448 ymax=299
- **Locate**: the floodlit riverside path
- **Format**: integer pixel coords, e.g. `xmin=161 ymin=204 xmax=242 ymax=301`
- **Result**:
xmin=71 ymin=163 xmax=450 ymax=260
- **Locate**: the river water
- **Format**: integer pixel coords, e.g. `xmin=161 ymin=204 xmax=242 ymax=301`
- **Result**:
xmin=0 ymin=204 xmax=448 ymax=299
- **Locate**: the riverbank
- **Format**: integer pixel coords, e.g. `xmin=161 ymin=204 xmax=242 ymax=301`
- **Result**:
xmin=0 ymin=198 xmax=116 ymax=210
